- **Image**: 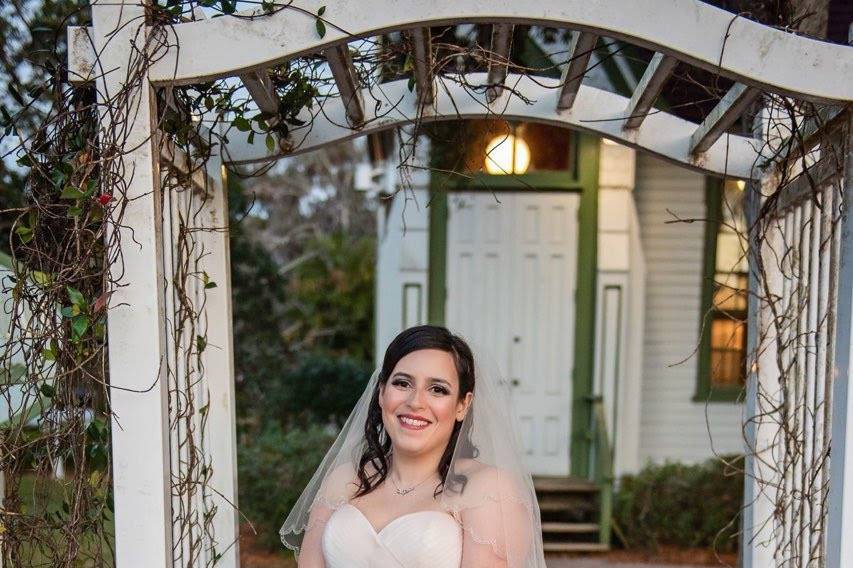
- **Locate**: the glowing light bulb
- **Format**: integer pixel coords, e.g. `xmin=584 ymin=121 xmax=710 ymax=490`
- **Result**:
xmin=484 ymin=134 xmax=531 ymax=175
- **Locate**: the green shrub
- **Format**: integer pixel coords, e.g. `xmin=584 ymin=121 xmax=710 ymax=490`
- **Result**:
xmin=237 ymin=422 xmax=336 ymax=551
xmin=276 ymin=353 xmax=372 ymax=427
xmin=613 ymin=456 xmax=743 ymax=553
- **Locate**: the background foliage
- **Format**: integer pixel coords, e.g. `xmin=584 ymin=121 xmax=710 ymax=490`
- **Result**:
xmin=227 ymin=148 xmax=376 ymax=552
xmin=613 ymin=457 xmax=744 ymax=554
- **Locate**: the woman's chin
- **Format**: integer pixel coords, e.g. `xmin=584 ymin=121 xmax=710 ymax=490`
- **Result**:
xmin=391 ymin=431 xmax=435 ymax=455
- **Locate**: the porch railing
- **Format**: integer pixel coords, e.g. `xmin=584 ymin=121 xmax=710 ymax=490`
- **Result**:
xmin=589 ymin=395 xmax=614 ymax=547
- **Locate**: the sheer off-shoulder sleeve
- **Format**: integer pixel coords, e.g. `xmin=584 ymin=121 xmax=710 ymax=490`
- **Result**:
xmin=450 ymin=464 xmax=538 ymax=567
xmin=436 ymin=342 xmax=546 ymax=567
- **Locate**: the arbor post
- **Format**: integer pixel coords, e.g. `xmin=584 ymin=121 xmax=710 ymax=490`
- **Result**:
xmin=91 ymin=1 xmax=173 ymax=566
xmin=827 ymin=113 xmax=853 ymax=568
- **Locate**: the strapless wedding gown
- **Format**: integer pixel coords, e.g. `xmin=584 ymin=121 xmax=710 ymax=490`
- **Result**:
xmin=322 ymin=503 xmax=463 ymax=567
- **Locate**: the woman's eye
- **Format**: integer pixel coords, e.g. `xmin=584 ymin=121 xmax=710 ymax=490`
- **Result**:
xmin=431 ymin=386 xmax=450 ymax=395
xmin=392 ymin=379 xmax=409 ymax=388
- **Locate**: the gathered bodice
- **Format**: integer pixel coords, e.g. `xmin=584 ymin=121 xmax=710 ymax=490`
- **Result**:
xmin=321 ymin=504 xmax=462 ymax=568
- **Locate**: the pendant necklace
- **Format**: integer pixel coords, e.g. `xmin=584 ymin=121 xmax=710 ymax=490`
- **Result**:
xmin=390 ymin=471 xmax=436 ymax=496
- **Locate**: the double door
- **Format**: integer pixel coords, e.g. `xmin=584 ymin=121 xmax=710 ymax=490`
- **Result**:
xmin=445 ymin=191 xmax=580 ymax=476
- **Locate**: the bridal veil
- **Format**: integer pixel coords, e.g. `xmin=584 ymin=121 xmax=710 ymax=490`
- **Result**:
xmin=279 ymin=340 xmax=546 ymax=567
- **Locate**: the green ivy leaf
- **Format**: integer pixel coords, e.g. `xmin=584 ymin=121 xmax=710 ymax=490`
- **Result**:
xmin=232 ymin=116 xmax=252 ymax=132
xmin=265 ymin=133 xmax=276 ymax=153
xmin=40 ymin=383 xmax=55 ymax=398
xmin=196 ymin=335 xmax=207 ymax=353
xmin=67 ymin=286 xmax=87 ymax=308
xmin=60 ymin=185 xmax=86 ymax=199
xmin=318 ymin=5 xmax=326 ymax=16
xmin=84 ymin=178 xmax=98 ymax=197
xmin=32 ymin=271 xmax=52 ymax=287
xmin=315 ymin=18 xmax=326 ymax=39
xmin=71 ymin=315 xmax=89 ymax=341
xmin=15 ymin=225 xmax=33 ymax=244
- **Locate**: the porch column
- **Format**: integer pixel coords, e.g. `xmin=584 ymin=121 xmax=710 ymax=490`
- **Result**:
xmin=92 ymin=1 xmax=172 ymax=566
xmin=827 ymin=113 xmax=853 ymax=568
xmin=594 ymin=140 xmax=643 ymax=477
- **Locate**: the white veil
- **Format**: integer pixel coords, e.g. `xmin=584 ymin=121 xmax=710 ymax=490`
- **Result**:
xmin=279 ymin=335 xmax=546 ymax=567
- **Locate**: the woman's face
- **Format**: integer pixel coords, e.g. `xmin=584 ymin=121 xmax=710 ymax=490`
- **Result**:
xmin=379 ymin=348 xmax=473 ymax=459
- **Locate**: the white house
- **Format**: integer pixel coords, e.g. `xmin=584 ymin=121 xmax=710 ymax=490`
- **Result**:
xmin=374 ymin=45 xmax=746 ymax=483
xmin=371 ymin=41 xmax=751 ymax=550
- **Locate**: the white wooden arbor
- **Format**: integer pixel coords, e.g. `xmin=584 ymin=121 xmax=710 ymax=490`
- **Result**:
xmin=67 ymin=1 xmax=852 ymax=566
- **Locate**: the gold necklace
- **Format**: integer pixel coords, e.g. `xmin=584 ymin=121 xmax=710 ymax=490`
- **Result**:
xmin=389 ymin=471 xmax=436 ymax=496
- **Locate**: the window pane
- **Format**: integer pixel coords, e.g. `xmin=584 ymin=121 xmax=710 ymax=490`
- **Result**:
xmin=462 ymin=120 xmax=573 ymax=174
xmin=713 ymin=272 xmax=748 ymax=312
xmin=710 ymin=317 xmax=746 ymax=386
xmin=715 ymin=180 xmax=748 ymax=273
xmin=515 ymin=123 xmax=572 ymax=172
xmin=707 ymin=179 xmax=749 ymax=389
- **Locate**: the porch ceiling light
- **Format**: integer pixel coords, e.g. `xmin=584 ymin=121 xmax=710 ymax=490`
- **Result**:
xmin=485 ymin=134 xmax=530 ymax=175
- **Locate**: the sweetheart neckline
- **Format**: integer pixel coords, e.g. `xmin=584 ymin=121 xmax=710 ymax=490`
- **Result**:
xmin=341 ymin=503 xmax=458 ymax=536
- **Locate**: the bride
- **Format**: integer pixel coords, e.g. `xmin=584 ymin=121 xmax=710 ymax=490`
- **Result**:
xmin=280 ymin=325 xmax=546 ymax=567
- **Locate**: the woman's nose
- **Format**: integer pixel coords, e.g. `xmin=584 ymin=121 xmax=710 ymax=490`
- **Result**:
xmin=407 ymin=386 xmax=427 ymax=408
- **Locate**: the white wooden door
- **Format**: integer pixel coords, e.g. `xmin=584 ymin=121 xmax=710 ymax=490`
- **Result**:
xmin=446 ymin=191 xmax=580 ymax=476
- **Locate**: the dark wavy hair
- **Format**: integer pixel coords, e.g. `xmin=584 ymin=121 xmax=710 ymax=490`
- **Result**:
xmin=353 ymin=325 xmax=476 ymax=498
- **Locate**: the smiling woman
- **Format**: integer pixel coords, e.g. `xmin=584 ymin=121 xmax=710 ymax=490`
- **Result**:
xmin=279 ymin=325 xmax=545 ymax=567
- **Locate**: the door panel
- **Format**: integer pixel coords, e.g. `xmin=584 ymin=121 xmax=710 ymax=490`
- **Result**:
xmin=446 ymin=191 xmax=580 ymax=476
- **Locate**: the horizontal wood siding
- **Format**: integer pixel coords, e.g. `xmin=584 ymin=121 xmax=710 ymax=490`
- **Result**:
xmin=634 ymin=154 xmax=743 ymax=465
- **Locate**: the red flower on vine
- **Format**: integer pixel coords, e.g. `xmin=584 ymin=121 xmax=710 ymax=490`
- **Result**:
xmin=96 ymin=193 xmax=113 ymax=206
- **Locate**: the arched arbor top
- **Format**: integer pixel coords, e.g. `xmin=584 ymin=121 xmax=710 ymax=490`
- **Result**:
xmin=145 ymin=0 xmax=852 ymax=103
xmin=68 ymin=0 xmax=853 ymax=180
xmin=222 ymin=73 xmax=761 ymax=180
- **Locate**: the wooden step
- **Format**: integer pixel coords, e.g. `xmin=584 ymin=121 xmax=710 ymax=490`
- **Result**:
xmin=538 ymin=495 xmax=597 ymax=512
xmin=543 ymin=542 xmax=610 ymax=553
xmin=534 ymin=476 xmax=597 ymax=493
xmin=541 ymin=522 xmax=600 ymax=534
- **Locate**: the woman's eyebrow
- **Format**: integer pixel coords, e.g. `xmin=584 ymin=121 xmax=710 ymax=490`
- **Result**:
xmin=391 ymin=372 xmax=415 ymax=380
xmin=428 ymin=377 xmax=450 ymax=385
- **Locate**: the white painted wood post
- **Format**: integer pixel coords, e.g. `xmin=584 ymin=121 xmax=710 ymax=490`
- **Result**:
xmin=826 ymin=113 xmax=853 ymax=568
xmin=91 ymin=1 xmax=173 ymax=566
xmin=197 ymin=153 xmax=240 ymax=566
xmin=741 ymin=172 xmax=783 ymax=568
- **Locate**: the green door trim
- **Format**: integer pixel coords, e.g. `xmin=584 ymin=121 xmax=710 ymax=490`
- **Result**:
xmin=569 ymin=133 xmax=600 ymax=478
xmin=427 ymin=132 xmax=600 ymax=479
xmin=427 ymin=188 xmax=448 ymax=325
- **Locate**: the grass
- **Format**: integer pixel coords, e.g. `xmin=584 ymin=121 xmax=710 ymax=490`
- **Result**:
xmin=10 ymin=472 xmax=115 ymax=567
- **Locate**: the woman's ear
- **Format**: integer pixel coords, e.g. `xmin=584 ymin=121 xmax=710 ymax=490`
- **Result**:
xmin=378 ymin=383 xmax=385 ymax=409
xmin=456 ymin=392 xmax=473 ymax=421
